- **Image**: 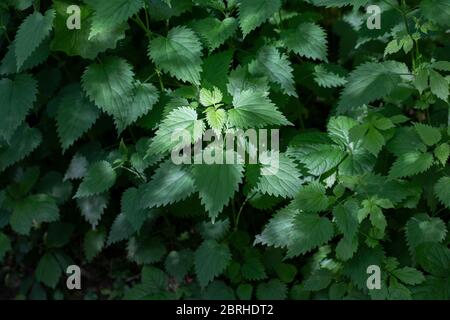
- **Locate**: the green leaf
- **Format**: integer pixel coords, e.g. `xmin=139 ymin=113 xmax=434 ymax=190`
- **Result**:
xmin=200 ymin=87 xmax=223 ymax=106
xmin=206 ymin=107 xmax=227 ymax=133
xmin=51 ymin=1 xmax=127 ymax=59
xmin=147 ymin=0 xmax=192 ymax=21
xmin=81 ymin=56 xmax=135 ymax=132
xmin=121 ymin=187 xmax=153 ymax=230
xmin=255 ymin=207 xmax=334 ymax=257
xmin=256 ymin=279 xmax=287 ymax=300
xmin=416 ymin=243 xmax=450 ymax=277
xmin=74 ymin=161 xmax=117 ymax=198
xmin=85 ymin=0 xmax=143 ymax=38
xmin=337 ymin=61 xmax=409 ymax=112
xmin=35 ymin=253 xmax=62 ymax=288
xmin=248 ymin=46 xmax=297 ymax=97
xmin=414 ymin=123 xmax=442 ymax=147
xmin=389 ymin=152 xmax=434 ymax=178
xmin=165 ymin=249 xmax=193 ymax=282
xmin=295 ymin=182 xmax=329 ymax=213
xmin=141 ymin=161 xmax=195 ymax=208
xmin=282 ymin=22 xmax=327 ymax=61
xmin=237 ymin=0 xmax=281 ymax=37
xmin=194 ymin=240 xmax=232 ymax=287
xmin=0 ymin=232 xmax=11 ymax=262
xmin=420 ymin=0 xmax=450 ymax=27
xmin=148 ymin=107 xmax=205 ymax=155
xmin=14 ymin=9 xmax=55 ymax=69
xmin=192 ymin=17 xmax=237 ymax=51
xmin=227 ymin=65 xmax=269 ymax=98
xmin=392 ymin=267 xmax=425 ymax=285
xmin=0 ymin=125 xmax=42 ymax=173
xmin=241 ymin=256 xmax=267 ymax=281
xmin=254 ymin=154 xmax=302 ymax=198
xmin=84 ymin=229 xmax=106 ymax=262
xmin=406 ymin=214 xmax=447 ymax=251
xmin=288 ymin=143 xmax=346 ymax=176
xmin=193 ymin=162 xmax=244 ymax=221
xmin=0 ymin=74 xmax=37 ymax=141
xmin=0 ymin=38 xmax=50 ymax=75
xmin=313 ymin=64 xmax=347 ymax=88
xmin=435 ymin=176 xmax=450 ymax=209
xmin=127 ymin=235 xmax=166 ymax=265
xmin=202 ymin=50 xmax=234 ymax=96
xmin=429 ymin=69 xmax=449 ymax=101
xmin=77 ymin=194 xmax=108 ymax=228
xmin=434 ymin=143 xmax=450 ymax=166
xmin=304 ymin=269 xmax=333 ymax=291
xmin=149 ymin=26 xmax=203 ymax=85
xmin=56 ymin=84 xmax=100 ymax=152
xmin=333 ymin=199 xmax=359 ymax=239
xmin=228 ymin=89 xmax=291 ymax=128
xmin=107 ymin=213 xmax=134 ymax=245
xmin=10 ymin=194 xmax=59 ymax=235
xmin=236 ymin=284 xmax=253 ymax=300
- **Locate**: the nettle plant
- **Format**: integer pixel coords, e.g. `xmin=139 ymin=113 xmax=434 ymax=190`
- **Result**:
xmin=0 ymin=0 xmax=449 ymax=300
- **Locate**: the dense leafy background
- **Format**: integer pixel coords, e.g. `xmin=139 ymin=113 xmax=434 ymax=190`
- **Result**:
xmin=0 ymin=0 xmax=449 ymax=300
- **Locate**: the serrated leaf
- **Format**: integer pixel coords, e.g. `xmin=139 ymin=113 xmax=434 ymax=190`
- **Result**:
xmin=333 ymin=199 xmax=359 ymax=239
xmin=149 ymin=26 xmax=203 ymax=85
xmin=248 ymin=46 xmax=297 ymax=97
xmin=255 ymin=207 xmax=334 ymax=257
xmin=420 ymin=0 xmax=450 ymax=27
xmin=256 ymin=279 xmax=287 ymax=300
xmin=313 ymin=65 xmax=347 ymax=88
xmin=237 ymin=0 xmax=281 ymax=37
xmin=228 ymin=89 xmax=291 ymax=128
xmin=141 ymin=160 xmax=195 ymax=209
xmin=206 ymin=107 xmax=227 ymax=133
xmin=84 ymin=229 xmax=106 ymax=262
xmin=337 ymin=61 xmax=409 ymax=112
xmin=254 ymin=154 xmax=302 ymax=198
xmin=434 ymin=143 xmax=450 ymax=166
xmin=10 ymin=194 xmax=59 ymax=235
xmin=282 ymin=22 xmax=327 ymax=61
xmin=389 ymin=152 xmax=433 ymax=178
xmin=107 ymin=213 xmax=135 ymax=245
xmin=0 ymin=38 xmax=50 ymax=75
xmin=121 ymin=187 xmax=153 ymax=230
xmin=51 ymin=1 xmax=127 ymax=59
xmin=241 ymin=256 xmax=267 ymax=281
xmin=195 ymin=240 xmax=231 ymax=287
xmin=435 ymin=177 xmax=450 ymax=209
xmin=406 ymin=214 xmax=447 ymax=251
xmin=77 ymin=194 xmax=108 ymax=228
xmin=200 ymin=87 xmax=223 ymax=106
xmin=0 ymin=74 xmax=37 ymax=141
xmin=14 ymin=9 xmax=54 ymax=69
xmin=429 ymin=69 xmax=449 ymax=101
xmin=148 ymin=106 xmax=205 ymax=154
xmin=74 ymin=161 xmax=116 ymax=198
xmin=414 ymin=123 xmax=442 ymax=146
xmin=0 ymin=125 xmax=42 ymax=173
xmin=64 ymin=154 xmax=88 ymax=181
xmin=193 ymin=162 xmax=243 ymax=221
xmin=392 ymin=267 xmax=425 ymax=285
xmin=85 ymin=0 xmax=143 ymax=38
xmin=295 ymin=182 xmax=329 ymax=213
xmin=56 ymin=84 xmax=100 ymax=152
xmin=192 ymin=17 xmax=237 ymax=51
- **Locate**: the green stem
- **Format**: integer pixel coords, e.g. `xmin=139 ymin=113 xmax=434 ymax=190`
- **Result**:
xmin=234 ymin=192 xmax=256 ymax=231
